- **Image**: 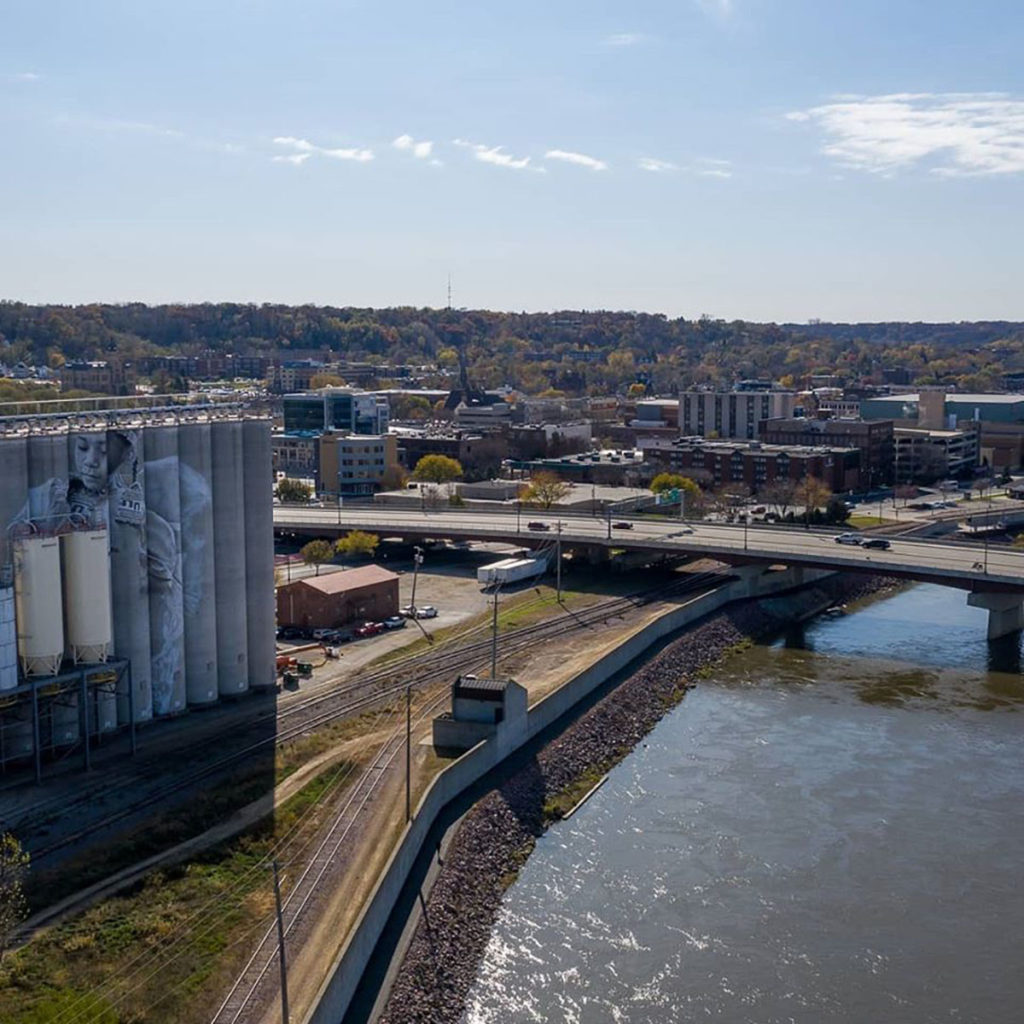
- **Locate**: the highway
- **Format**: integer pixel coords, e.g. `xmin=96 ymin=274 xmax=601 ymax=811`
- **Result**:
xmin=273 ymin=505 xmax=1024 ymax=593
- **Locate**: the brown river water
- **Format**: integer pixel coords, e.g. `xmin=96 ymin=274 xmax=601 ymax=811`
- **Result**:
xmin=462 ymin=583 xmax=1024 ymax=1024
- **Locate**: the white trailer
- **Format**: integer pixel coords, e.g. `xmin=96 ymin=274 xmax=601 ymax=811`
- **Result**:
xmin=480 ymin=557 xmax=549 ymax=586
xmin=476 ymin=558 xmax=521 ymax=585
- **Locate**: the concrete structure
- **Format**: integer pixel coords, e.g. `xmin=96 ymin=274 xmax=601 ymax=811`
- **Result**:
xmin=680 ymin=389 xmax=800 ymax=440
xmin=272 ymin=431 xmax=321 ymax=481
xmin=432 ymin=676 xmax=529 ymax=750
xmin=283 ymin=387 xmax=390 ymax=435
xmin=454 ymin=399 xmax=512 ymax=432
xmin=276 ymin=565 xmax=399 ymax=630
xmin=893 ymin=426 xmax=980 ymax=483
xmin=760 ymin=417 xmax=894 ymax=486
xmin=267 ymin=359 xmax=325 ymax=394
xmin=639 ymin=436 xmax=862 ymax=493
xmin=0 ymin=408 xmax=275 ymax=770
xmin=507 ymin=449 xmax=651 ymax=487
xmin=319 ymin=433 xmax=398 ymax=498
xmin=630 ymin=398 xmax=680 ymax=439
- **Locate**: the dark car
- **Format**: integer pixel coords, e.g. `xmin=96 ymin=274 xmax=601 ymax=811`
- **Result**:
xmin=861 ymin=538 xmax=891 ymax=550
xmin=527 ymin=521 xmax=550 ymax=531
xmin=612 ymin=521 xmax=633 ymax=530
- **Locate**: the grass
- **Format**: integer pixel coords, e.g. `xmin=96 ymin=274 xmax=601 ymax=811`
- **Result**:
xmin=847 ymin=515 xmax=899 ymax=529
xmin=1 ymin=762 xmax=355 ymax=1024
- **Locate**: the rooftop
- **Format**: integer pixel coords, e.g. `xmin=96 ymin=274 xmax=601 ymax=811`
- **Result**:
xmin=868 ymin=393 xmax=1024 ymax=405
xmin=294 ymin=564 xmax=399 ymax=594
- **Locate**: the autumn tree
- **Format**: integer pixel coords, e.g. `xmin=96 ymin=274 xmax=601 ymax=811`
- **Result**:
xmin=760 ymin=479 xmax=797 ymax=517
xmin=380 ymin=464 xmax=410 ymax=491
xmin=335 ymin=530 xmax=379 ymax=559
xmin=794 ymin=476 xmax=832 ymax=527
xmin=300 ymin=539 xmax=334 ymax=576
xmin=0 ymin=832 xmax=28 ymax=962
xmin=276 ymin=478 xmax=313 ymax=503
xmin=309 ymin=373 xmax=347 ymax=389
xmin=523 ymin=470 xmax=572 ymax=509
xmin=412 ymin=454 xmax=464 ymax=485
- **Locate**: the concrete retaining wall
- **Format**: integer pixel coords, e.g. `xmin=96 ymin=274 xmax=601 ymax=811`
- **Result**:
xmin=304 ymin=565 xmax=831 ymax=1024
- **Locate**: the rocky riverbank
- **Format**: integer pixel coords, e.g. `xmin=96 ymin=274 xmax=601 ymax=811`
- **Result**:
xmin=378 ymin=573 xmax=899 ymax=1024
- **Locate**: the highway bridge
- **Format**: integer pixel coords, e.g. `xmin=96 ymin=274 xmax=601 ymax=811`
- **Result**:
xmin=273 ymin=506 xmax=1024 ymax=637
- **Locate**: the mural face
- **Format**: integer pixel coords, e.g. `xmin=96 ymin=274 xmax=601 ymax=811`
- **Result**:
xmin=67 ymin=432 xmax=109 ymax=528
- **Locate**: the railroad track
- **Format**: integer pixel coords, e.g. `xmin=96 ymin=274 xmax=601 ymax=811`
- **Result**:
xmin=15 ymin=570 xmax=727 ymax=862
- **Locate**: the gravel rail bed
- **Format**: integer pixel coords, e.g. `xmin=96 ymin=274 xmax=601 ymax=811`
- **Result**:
xmin=377 ymin=574 xmax=899 ymax=1024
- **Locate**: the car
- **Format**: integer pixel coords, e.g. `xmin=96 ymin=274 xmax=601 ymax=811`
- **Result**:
xmin=612 ymin=520 xmax=633 ymax=530
xmin=311 ymin=628 xmax=335 ymax=641
xmin=833 ymin=533 xmax=862 ymax=545
xmin=415 ymin=605 xmax=438 ymax=619
xmin=667 ymin=527 xmax=695 ymax=537
xmin=527 ymin=521 xmax=550 ymax=531
xmin=383 ymin=615 xmax=406 ymax=630
xmin=861 ymin=538 xmax=891 ymax=550
xmin=353 ymin=621 xmax=383 ymax=638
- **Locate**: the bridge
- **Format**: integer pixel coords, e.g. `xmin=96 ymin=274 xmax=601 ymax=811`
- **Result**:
xmin=273 ymin=506 xmax=1024 ymax=638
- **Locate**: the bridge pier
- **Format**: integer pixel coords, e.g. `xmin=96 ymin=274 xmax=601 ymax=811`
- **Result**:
xmin=967 ymin=592 xmax=1024 ymax=639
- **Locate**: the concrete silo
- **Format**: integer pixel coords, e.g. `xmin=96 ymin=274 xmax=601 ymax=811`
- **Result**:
xmin=0 ymin=436 xmax=28 ymax=696
xmin=177 ymin=421 xmax=218 ymax=706
xmin=14 ymin=535 xmax=64 ymax=677
xmin=242 ymin=419 xmax=276 ymax=690
xmin=143 ymin=424 xmax=187 ymax=716
xmin=211 ymin=419 xmax=248 ymax=696
xmin=107 ymin=427 xmax=153 ymax=723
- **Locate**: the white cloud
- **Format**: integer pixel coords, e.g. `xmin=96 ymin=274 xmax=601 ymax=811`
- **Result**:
xmin=604 ymin=33 xmax=645 ymax=47
xmin=689 ymin=157 xmax=733 ymax=178
xmin=545 ymin=149 xmax=608 ymax=171
xmin=695 ymin=0 xmax=734 ymax=17
xmin=393 ymin=133 xmax=435 ymax=159
xmin=272 ymin=135 xmax=373 ymax=165
xmin=787 ymin=92 xmax=1024 ymax=176
xmin=453 ymin=138 xmax=540 ymax=172
xmin=11 ymin=71 xmax=41 ymax=82
xmin=638 ymin=157 xmax=677 ymax=172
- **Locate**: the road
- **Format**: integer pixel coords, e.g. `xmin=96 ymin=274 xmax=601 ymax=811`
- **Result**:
xmin=274 ymin=506 xmax=1024 ymax=592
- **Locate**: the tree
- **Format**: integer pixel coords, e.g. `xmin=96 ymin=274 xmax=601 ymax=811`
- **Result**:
xmin=523 ymin=470 xmax=572 ymax=509
xmin=300 ymin=539 xmax=334 ymax=575
xmin=0 ymin=832 xmax=29 ymax=962
xmin=380 ymin=464 xmax=410 ymax=491
xmin=276 ymin=478 xmax=313 ymax=503
xmin=794 ymin=476 xmax=832 ymax=527
xmin=760 ymin=479 xmax=797 ymax=517
xmin=334 ymin=530 xmax=379 ymax=558
xmin=649 ymin=473 xmax=702 ymax=514
xmin=412 ymin=454 xmax=464 ymax=486
xmin=309 ymin=372 xmax=347 ymax=389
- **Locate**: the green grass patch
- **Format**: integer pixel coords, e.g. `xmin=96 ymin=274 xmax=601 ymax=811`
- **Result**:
xmin=2 ymin=760 xmax=355 ymax=1024
xmin=847 ymin=515 xmax=899 ymax=528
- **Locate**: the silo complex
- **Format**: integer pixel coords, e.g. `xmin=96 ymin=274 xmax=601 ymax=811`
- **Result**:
xmin=211 ymin=420 xmax=249 ymax=696
xmin=143 ymin=425 xmax=187 ymax=716
xmin=242 ymin=419 xmax=276 ymax=690
xmin=178 ymin=422 xmax=219 ymax=706
xmin=107 ymin=427 xmax=152 ymax=723
xmin=0 ymin=409 xmax=274 ymax=770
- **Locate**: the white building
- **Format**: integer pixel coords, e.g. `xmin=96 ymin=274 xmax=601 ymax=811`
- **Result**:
xmin=679 ymin=390 xmax=800 ymax=440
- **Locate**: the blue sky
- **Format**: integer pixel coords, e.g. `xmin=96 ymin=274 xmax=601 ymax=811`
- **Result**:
xmin=2 ymin=0 xmax=1023 ymax=322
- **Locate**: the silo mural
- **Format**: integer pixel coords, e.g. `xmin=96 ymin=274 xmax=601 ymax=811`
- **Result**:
xmin=0 ymin=437 xmax=27 ymax=697
xmin=242 ymin=419 xmax=276 ymax=690
xmin=107 ymin=428 xmax=152 ymax=723
xmin=143 ymin=425 xmax=186 ymax=716
xmin=178 ymin=422 xmax=218 ymax=706
xmin=211 ymin=420 xmax=249 ymax=695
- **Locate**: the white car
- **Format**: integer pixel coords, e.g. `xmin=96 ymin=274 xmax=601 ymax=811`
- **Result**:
xmin=833 ymin=533 xmax=862 ymax=545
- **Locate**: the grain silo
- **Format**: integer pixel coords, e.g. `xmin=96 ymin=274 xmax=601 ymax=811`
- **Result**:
xmin=178 ymin=420 xmax=219 ymax=706
xmin=107 ymin=426 xmax=153 ymax=723
xmin=61 ymin=530 xmax=112 ymax=664
xmin=14 ymin=535 xmax=64 ymax=677
xmin=242 ymin=419 xmax=276 ymax=690
xmin=211 ymin=418 xmax=249 ymax=695
xmin=143 ymin=423 xmax=187 ymax=716
xmin=0 ymin=435 xmax=28 ymax=695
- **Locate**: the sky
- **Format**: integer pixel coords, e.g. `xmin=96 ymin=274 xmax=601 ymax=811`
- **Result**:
xmin=2 ymin=0 xmax=1023 ymax=323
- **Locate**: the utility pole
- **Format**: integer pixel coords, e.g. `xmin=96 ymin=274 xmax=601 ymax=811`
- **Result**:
xmin=680 ymin=487 xmax=686 ymax=521
xmin=405 ymin=685 xmax=412 ymax=821
xmin=272 ymin=860 xmax=290 ymax=1024
xmin=490 ymin=584 xmax=499 ymax=679
xmin=556 ymin=521 xmax=563 ymax=602
xmin=410 ymin=545 xmax=424 ymax=616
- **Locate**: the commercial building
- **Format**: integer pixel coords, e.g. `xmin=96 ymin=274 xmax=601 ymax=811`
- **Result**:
xmin=680 ymin=390 xmax=801 ymax=440
xmin=760 ymin=418 xmax=894 ymax=486
xmin=893 ymin=427 xmax=980 ymax=483
xmin=272 ymin=431 xmax=321 ymax=480
xmin=391 ymin=428 xmax=509 ymax=479
xmin=507 ymin=422 xmax=592 ymax=460
xmin=276 ymin=565 xmax=399 ymax=629
xmin=320 ymin=432 xmax=399 ymax=497
xmin=283 ymin=387 xmax=390 ymax=435
xmin=860 ymin=391 xmax=1022 ymax=470
xmin=0 ymin=407 xmax=276 ymax=768
xmin=454 ymin=399 xmax=512 ymax=432
xmin=638 ymin=436 xmax=861 ymax=493
xmin=267 ymin=359 xmax=325 ymax=393
xmin=507 ymin=449 xmax=652 ymax=487
xmin=60 ymin=360 xmax=137 ymax=396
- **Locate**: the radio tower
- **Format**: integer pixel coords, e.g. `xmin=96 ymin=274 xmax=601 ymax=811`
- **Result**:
xmin=447 ymin=272 xmax=452 ymax=310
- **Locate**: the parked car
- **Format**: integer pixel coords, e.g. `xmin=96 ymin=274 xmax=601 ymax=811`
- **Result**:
xmin=383 ymin=615 xmax=406 ymax=630
xmin=278 ymin=626 xmax=305 ymax=642
xmin=401 ymin=604 xmax=439 ymax=619
xmin=834 ymin=533 xmax=863 ymax=545
xmin=311 ymin=628 xmax=335 ymax=641
xmin=613 ymin=521 xmax=633 ymax=530
xmin=861 ymin=538 xmax=892 ymax=550
xmin=353 ymin=621 xmax=383 ymax=638
xmin=527 ymin=521 xmax=550 ymax=531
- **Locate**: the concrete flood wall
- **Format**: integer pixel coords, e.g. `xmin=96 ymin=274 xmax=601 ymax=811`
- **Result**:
xmin=304 ymin=565 xmax=832 ymax=1024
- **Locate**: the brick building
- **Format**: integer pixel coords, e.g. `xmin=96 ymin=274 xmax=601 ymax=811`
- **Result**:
xmin=276 ymin=565 xmax=399 ymax=629
xmin=60 ymin=360 xmax=136 ymax=395
xmin=759 ymin=417 xmax=894 ymax=485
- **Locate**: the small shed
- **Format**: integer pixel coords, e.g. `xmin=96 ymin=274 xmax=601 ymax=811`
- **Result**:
xmin=433 ymin=674 xmax=528 ymax=751
xmin=276 ymin=565 xmax=399 ymax=629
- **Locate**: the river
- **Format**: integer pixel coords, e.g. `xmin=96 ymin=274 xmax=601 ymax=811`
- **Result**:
xmin=462 ymin=583 xmax=1024 ymax=1024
